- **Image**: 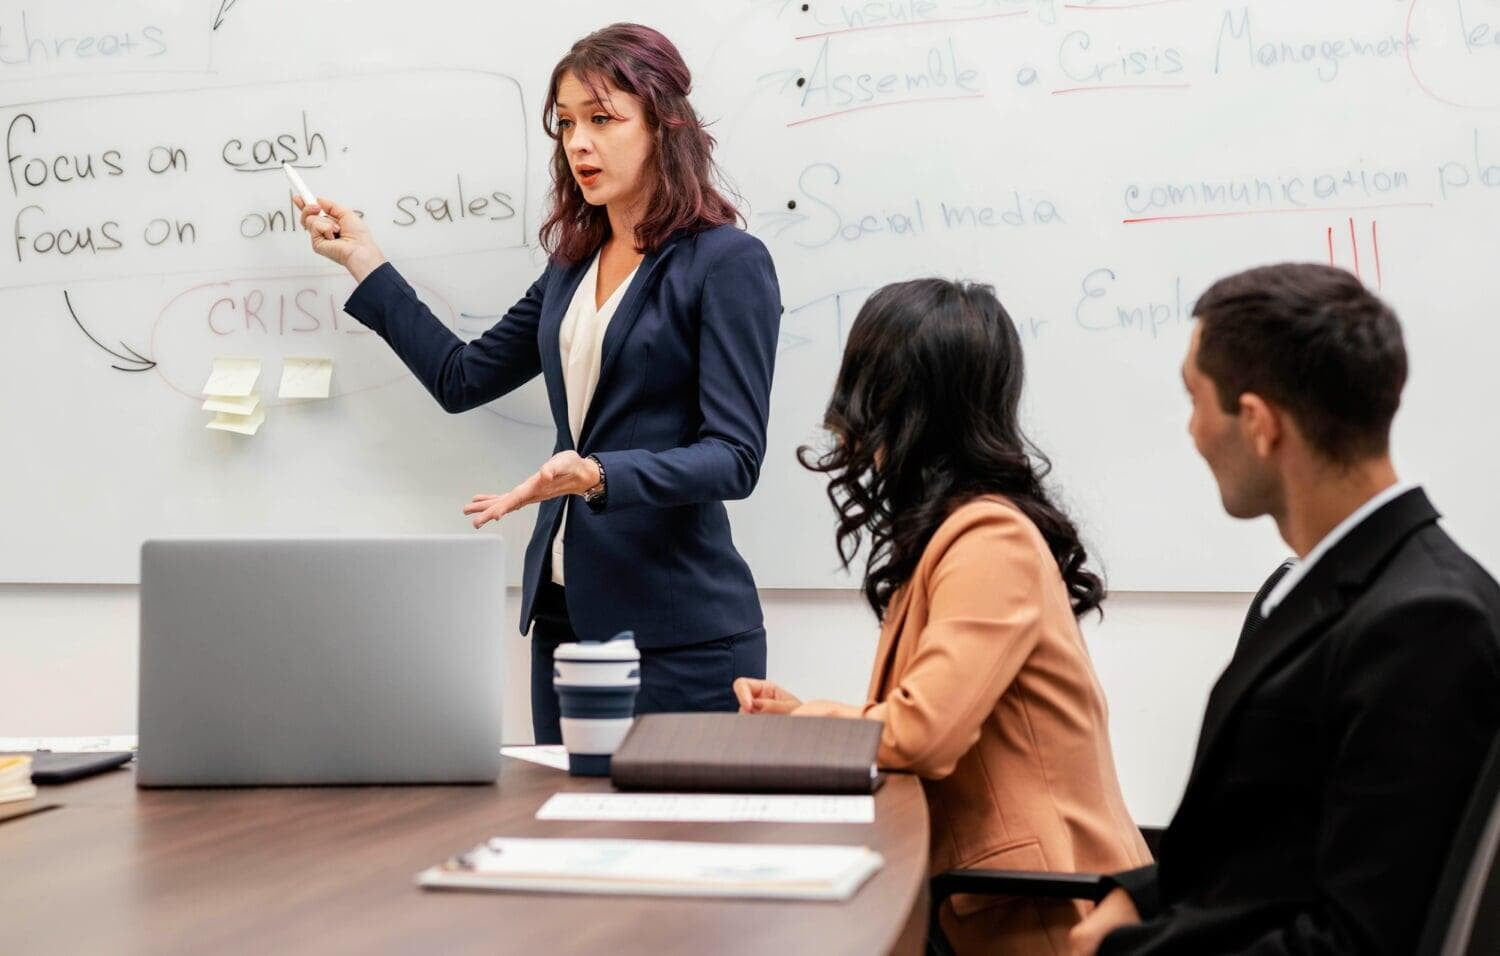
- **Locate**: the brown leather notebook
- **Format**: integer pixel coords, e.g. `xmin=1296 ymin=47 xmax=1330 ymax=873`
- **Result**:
xmin=609 ymin=713 xmax=883 ymax=794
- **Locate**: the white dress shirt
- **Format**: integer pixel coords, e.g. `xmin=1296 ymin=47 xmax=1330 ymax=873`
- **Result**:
xmin=1260 ymin=481 xmax=1417 ymax=618
xmin=550 ymin=252 xmax=639 ymax=587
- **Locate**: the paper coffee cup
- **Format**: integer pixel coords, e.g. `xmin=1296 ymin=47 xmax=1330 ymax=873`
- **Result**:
xmin=553 ymin=630 xmax=640 ymax=776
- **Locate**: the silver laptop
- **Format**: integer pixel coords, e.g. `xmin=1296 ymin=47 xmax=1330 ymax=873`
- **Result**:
xmin=137 ymin=536 xmax=505 ymax=786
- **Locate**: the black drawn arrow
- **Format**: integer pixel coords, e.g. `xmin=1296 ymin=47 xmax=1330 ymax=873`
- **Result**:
xmin=212 ymin=0 xmax=241 ymax=31
xmin=65 ymin=290 xmax=156 ymax=372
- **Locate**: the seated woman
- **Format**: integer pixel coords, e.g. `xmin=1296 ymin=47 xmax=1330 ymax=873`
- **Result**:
xmin=735 ymin=279 xmax=1151 ymax=954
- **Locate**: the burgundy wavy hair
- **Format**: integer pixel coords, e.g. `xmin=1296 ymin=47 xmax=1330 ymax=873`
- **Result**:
xmin=539 ymin=23 xmax=740 ymax=263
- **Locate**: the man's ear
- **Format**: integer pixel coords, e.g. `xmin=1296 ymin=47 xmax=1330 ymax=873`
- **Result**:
xmin=1238 ymin=393 xmax=1282 ymax=459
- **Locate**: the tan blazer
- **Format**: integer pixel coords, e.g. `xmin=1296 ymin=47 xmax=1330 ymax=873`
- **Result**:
xmin=862 ymin=496 xmax=1151 ymax=954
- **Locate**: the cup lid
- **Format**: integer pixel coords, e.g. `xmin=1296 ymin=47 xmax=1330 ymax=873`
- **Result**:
xmin=554 ymin=630 xmax=639 ymax=663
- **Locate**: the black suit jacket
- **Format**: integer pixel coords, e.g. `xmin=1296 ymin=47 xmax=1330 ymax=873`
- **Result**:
xmin=1104 ymin=488 xmax=1500 ymax=955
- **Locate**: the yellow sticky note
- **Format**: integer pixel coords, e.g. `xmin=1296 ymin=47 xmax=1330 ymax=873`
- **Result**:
xmin=205 ymin=406 xmax=267 ymax=436
xmin=202 ymin=356 xmax=261 ymax=397
xmin=278 ymin=356 xmax=333 ymax=399
xmin=201 ymin=393 xmax=260 ymax=415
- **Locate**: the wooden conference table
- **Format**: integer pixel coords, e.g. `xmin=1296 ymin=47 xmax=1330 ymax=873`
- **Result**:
xmin=0 ymin=756 xmax=930 ymax=954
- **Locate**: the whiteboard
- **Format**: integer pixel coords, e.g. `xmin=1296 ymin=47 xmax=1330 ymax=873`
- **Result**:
xmin=2 ymin=0 xmax=1494 ymax=588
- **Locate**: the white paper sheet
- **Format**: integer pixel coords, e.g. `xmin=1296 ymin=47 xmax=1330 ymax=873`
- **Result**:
xmin=205 ymin=406 xmax=266 ymax=436
xmin=535 ymin=792 xmax=876 ymax=824
xmin=0 ymin=735 xmax=137 ymax=752
xmin=201 ymin=392 xmax=260 ymax=415
xmin=278 ymin=356 xmax=333 ymax=399
xmin=501 ymin=745 xmax=570 ymax=771
xmin=418 ymin=837 xmax=884 ymax=901
xmin=201 ymin=356 xmax=261 ymax=397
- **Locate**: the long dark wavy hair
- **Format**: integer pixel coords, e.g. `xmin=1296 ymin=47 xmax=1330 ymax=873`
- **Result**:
xmin=799 ymin=279 xmax=1106 ymax=620
xmin=539 ymin=23 xmax=740 ymax=263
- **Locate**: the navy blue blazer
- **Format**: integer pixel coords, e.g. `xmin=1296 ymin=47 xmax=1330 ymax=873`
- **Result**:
xmin=343 ymin=225 xmax=781 ymax=649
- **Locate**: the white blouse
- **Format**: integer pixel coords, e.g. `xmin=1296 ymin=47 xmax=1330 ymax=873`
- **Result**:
xmin=551 ymin=251 xmax=639 ymax=587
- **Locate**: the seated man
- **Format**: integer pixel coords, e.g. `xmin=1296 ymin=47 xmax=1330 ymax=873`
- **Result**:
xmin=1073 ymin=263 xmax=1500 ymax=955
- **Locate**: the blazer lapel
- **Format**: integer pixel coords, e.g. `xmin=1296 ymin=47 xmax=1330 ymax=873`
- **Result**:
xmin=577 ymin=233 xmax=685 ymax=450
xmin=1183 ymin=557 xmax=1303 ymax=771
xmin=537 ymin=257 xmax=591 ymax=449
xmin=1182 ymin=489 xmax=1441 ymax=796
xmin=1189 ymin=582 xmax=1347 ymax=779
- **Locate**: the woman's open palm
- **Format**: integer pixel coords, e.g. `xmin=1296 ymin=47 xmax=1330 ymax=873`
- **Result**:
xmin=464 ymin=451 xmax=601 ymax=529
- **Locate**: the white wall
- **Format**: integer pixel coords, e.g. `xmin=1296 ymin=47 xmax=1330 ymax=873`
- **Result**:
xmin=0 ymin=585 xmax=1246 ymax=825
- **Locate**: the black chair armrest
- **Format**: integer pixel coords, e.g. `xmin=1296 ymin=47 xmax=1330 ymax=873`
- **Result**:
xmin=931 ymin=868 xmax=1111 ymax=905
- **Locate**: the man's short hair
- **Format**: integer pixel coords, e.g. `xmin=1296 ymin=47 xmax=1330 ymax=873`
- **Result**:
xmin=1193 ymin=263 xmax=1407 ymax=463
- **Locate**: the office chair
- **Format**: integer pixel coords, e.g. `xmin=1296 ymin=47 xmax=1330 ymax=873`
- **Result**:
xmin=929 ymin=732 xmax=1500 ymax=955
xmin=1416 ymin=731 xmax=1500 ymax=955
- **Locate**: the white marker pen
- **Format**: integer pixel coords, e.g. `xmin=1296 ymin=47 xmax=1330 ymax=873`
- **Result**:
xmin=283 ymin=162 xmax=340 ymax=237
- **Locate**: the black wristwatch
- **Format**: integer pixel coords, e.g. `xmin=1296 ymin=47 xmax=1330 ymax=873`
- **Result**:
xmin=582 ymin=455 xmax=607 ymax=508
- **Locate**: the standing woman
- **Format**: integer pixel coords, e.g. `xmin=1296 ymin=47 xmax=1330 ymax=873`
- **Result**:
xmin=296 ymin=24 xmax=781 ymax=743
